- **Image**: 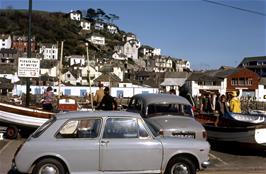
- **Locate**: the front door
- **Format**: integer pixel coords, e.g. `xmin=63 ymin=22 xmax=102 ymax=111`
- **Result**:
xmin=100 ymin=117 xmax=162 ymax=172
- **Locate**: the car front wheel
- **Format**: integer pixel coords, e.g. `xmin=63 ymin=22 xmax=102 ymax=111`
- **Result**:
xmin=32 ymin=158 xmax=66 ymax=174
xmin=165 ymin=157 xmax=196 ymax=174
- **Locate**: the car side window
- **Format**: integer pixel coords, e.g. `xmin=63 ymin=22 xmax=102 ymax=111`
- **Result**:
xmin=138 ymin=119 xmax=149 ymax=138
xmin=103 ymin=118 xmax=139 ymax=138
xmin=56 ymin=118 xmax=101 ymax=139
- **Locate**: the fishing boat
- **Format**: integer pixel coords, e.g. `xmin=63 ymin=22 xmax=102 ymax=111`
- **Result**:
xmin=0 ymin=102 xmax=55 ymax=139
xmin=194 ymin=111 xmax=266 ymax=149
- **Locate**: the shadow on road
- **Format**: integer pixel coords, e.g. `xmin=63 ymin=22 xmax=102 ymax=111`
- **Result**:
xmin=208 ymin=140 xmax=266 ymax=157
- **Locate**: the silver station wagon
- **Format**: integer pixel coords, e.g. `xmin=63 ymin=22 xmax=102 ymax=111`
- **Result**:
xmin=11 ymin=111 xmax=210 ymax=174
xmin=127 ymin=93 xmax=207 ymax=140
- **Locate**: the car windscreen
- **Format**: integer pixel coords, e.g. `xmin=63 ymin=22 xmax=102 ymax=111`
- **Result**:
xmin=147 ymin=103 xmax=193 ymax=117
xmin=31 ymin=117 xmax=56 ymax=138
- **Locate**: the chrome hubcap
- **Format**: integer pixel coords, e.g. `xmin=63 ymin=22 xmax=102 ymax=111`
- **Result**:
xmin=171 ymin=163 xmax=189 ymax=174
xmin=39 ymin=164 xmax=58 ymax=174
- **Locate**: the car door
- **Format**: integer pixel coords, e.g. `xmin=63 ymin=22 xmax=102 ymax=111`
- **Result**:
xmin=55 ymin=118 xmax=101 ymax=173
xmin=100 ymin=117 xmax=162 ymax=172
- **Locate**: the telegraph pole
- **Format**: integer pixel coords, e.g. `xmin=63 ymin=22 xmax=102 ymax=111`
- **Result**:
xmin=25 ymin=0 xmax=32 ymax=106
xmin=86 ymin=43 xmax=94 ymax=110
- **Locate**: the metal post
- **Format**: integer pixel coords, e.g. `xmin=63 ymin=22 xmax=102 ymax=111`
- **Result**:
xmin=86 ymin=43 xmax=94 ymax=110
xmin=58 ymin=41 xmax=64 ymax=100
xmin=25 ymin=0 xmax=32 ymax=107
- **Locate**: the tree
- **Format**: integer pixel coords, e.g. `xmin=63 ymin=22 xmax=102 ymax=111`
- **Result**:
xmin=109 ymin=14 xmax=119 ymax=23
xmin=86 ymin=8 xmax=97 ymax=20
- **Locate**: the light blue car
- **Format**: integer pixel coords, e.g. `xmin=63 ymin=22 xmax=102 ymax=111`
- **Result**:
xmin=11 ymin=111 xmax=210 ymax=174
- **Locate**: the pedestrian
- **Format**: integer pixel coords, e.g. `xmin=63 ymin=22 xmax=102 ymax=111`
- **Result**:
xmin=94 ymin=82 xmax=104 ymax=106
xmin=215 ymin=94 xmax=229 ymax=126
xmin=42 ymin=86 xmax=54 ymax=111
xmin=96 ymin=87 xmax=117 ymax=111
xmin=229 ymin=91 xmax=241 ymax=113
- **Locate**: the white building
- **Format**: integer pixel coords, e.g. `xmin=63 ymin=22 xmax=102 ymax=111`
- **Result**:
xmin=80 ymin=19 xmax=91 ymax=30
xmin=107 ymin=24 xmax=118 ymax=34
xmin=123 ymin=41 xmax=139 ymax=60
xmin=69 ymin=10 xmax=81 ymax=21
xmin=0 ymin=34 xmax=12 ymax=49
xmin=39 ymin=44 xmax=58 ymax=60
xmin=88 ymin=34 xmax=105 ymax=45
xmin=66 ymin=55 xmax=86 ymax=66
xmin=94 ymin=22 xmax=104 ymax=30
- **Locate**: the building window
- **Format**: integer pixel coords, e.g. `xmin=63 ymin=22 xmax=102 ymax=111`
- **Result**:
xmin=231 ymin=78 xmax=238 ymax=86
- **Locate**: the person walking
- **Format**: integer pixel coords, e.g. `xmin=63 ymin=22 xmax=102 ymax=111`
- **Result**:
xmin=42 ymin=86 xmax=54 ymax=111
xmin=229 ymin=91 xmax=241 ymax=113
xmin=94 ymin=83 xmax=104 ymax=106
xmin=215 ymin=94 xmax=229 ymax=126
xmin=97 ymin=87 xmax=117 ymax=111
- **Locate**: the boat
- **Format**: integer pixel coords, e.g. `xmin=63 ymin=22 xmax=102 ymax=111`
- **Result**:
xmin=194 ymin=111 xmax=266 ymax=149
xmin=0 ymin=102 xmax=55 ymax=139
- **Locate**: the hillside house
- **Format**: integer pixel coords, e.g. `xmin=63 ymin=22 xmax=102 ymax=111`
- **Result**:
xmin=40 ymin=60 xmax=58 ymax=78
xmin=139 ymin=45 xmax=161 ymax=57
xmin=94 ymin=22 xmax=104 ymax=30
xmin=88 ymin=34 xmax=105 ymax=45
xmin=69 ymin=10 xmax=81 ymax=21
xmin=66 ymin=55 xmax=86 ymax=67
xmin=12 ymin=35 xmax=36 ymax=53
xmin=238 ymin=56 xmax=266 ymax=77
xmin=81 ymin=65 xmax=100 ymax=86
xmin=39 ymin=44 xmax=58 ymax=60
xmin=80 ymin=19 xmax=91 ymax=30
xmin=153 ymin=56 xmax=174 ymax=72
xmin=0 ymin=48 xmax=18 ymax=65
xmin=0 ymin=34 xmax=12 ymax=49
xmin=107 ymin=24 xmax=118 ymax=34
xmin=123 ymin=41 xmax=139 ymax=61
xmin=112 ymin=52 xmax=127 ymax=60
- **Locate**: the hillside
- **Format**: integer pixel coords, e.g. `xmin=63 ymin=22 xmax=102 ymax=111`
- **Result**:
xmin=0 ymin=9 xmax=124 ymax=56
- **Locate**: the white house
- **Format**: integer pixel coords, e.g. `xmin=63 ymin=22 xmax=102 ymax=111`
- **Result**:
xmin=0 ymin=34 xmax=12 ymax=49
xmin=107 ymin=24 xmax=118 ymax=34
xmin=139 ymin=45 xmax=161 ymax=57
xmin=69 ymin=10 xmax=81 ymax=21
xmin=112 ymin=52 xmax=127 ymax=60
xmin=88 ymin=34 xmax=105 ymax=45
xmin=123 ymin=41 xmax=139 ymax=60
xmin=94 ymin=22 xmax=104 ymax=30
xmin=81 ymin=65 xmax=101 ymax=85
xmin=66 ymin=55 xmax=86 ymax=66
xmin=80 ymin=19 xmax=91 ymax=30
xmin=39 ymin=44 xmax=58 ymax=60
xmin=40 ymin=66 xmax=57 ymax=77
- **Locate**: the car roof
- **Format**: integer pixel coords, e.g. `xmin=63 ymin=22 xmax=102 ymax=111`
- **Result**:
xmin=132 ymin=93 xmax=191 ymax=106
xmin=55 ymin=111 xmax=141 ymax=120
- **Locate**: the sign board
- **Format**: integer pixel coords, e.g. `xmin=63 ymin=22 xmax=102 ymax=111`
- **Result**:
xmin=18 ymin=58 xmax=40 ymax=77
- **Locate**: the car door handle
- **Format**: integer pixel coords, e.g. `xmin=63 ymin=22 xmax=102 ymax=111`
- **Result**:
xmin=100 ymin=140 xmax=110 ymax=145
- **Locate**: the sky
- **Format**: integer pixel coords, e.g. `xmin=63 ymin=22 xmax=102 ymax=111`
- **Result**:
xmin=1 ymin=0 xmax=265 ymax=70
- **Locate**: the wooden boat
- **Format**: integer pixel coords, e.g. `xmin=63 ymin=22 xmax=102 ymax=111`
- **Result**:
xmin=194 ymin=112 xmax=266 ymax=149
xmin=0 ymin=102 xmax=55 ymax=139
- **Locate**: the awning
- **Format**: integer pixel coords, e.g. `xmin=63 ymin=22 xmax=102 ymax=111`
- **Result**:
xmin=160 ymin=78 xmax=186 ymax=86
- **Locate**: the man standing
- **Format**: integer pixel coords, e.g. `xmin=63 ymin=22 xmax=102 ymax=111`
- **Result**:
xmin=94 ymin=82 xmax=104 ymax=106
xmin=229 ymin=91 xmax=241 ymax=113
xmin=42 ymin=86 xmax=54 ymax=111
xmin=97 ymin=87 xmax=117 ymax=111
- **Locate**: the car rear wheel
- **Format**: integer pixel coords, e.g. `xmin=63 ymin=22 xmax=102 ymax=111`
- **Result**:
xmin=33 ymin=158 xmax=65 ymax=174
xmin=165 ymin=157 xmax=196 ymax=174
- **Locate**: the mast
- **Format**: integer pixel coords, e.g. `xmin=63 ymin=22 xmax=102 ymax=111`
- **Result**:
xmin=86 ymin=43 xmax=94 ymax=110
xmin=58 ymin=41 xmax=64 ymax=100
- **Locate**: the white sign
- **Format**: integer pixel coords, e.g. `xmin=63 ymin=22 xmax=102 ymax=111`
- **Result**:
xmin=18 ymin=58 xmax=40 ymax=77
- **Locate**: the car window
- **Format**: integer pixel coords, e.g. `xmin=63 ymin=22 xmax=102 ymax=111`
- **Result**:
xmin=144 ymin=119 xmax=160 ymax=137
xmin=56 ymin=118 xmax=101 ymax=139
xmin=147 ymin=103 xmax=193 ymax=117
xmin=138 ymin=119 xmax=149 ymax=138
xmin=31 ymin=117 xmax=56 ymax=138
xmin=128 ymin=97 xmax=142 ymax=111
xmin=104 ymin=117 xmax=146 ymax=139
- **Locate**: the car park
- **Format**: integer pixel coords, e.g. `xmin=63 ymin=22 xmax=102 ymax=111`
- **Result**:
xmin=10 ymin=111 xmax=210 ymax=174
xmin=127 ymin=93 xmax=207 ymax=140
